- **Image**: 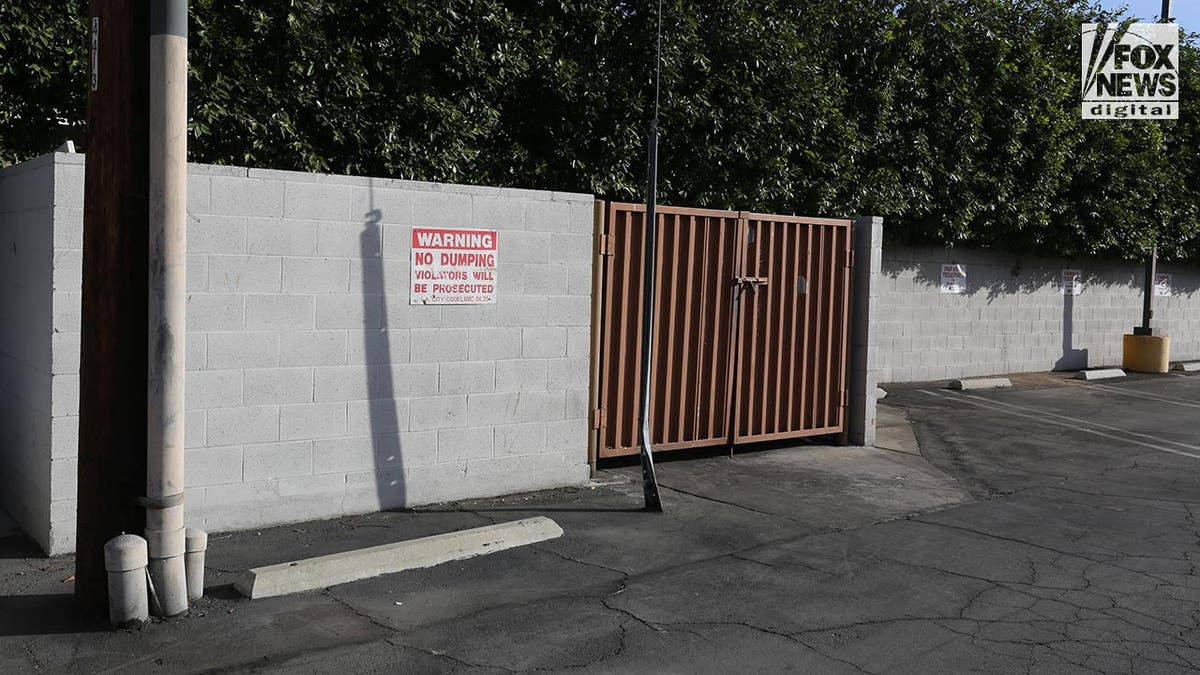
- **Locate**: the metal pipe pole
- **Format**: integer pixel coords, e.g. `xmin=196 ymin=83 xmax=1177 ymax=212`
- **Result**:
xmin=145 ymin=0 xmax=189 ymax=616
xmin=1138 ymin=0 xmax=1171 ymax=335
xmin=636 ymin=0 xmax=665 ymax=512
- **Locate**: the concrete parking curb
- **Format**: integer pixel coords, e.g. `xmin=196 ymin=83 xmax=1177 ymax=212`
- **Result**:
xmin=234 ymin=516 xmax=564 ymax=599
xmin=1173 ymin=362 xmax=1200 ymax=372
xmin=1074 ymin=369 xmax=1126 ymax=381
xmin=948 ymin=378 xmax=1012 ymax=391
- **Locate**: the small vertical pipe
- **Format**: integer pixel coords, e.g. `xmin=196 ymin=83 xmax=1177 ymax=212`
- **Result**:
xmin=146 ymin=0 xmax=188 ymax=617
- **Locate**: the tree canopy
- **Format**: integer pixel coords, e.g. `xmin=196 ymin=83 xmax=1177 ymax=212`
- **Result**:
xmin=1 ymin=0 xmax=1197 ymax=259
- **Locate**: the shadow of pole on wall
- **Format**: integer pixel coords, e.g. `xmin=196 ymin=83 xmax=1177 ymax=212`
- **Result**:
xmin=1054 ymin=289 xmax=1088 ymax=371
xmin=361 ymin=180 xmax=406 ymax=510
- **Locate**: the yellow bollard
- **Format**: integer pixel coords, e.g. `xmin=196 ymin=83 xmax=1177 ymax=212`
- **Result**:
xmin=1122 ymin=334 xmax=1171 ymax=374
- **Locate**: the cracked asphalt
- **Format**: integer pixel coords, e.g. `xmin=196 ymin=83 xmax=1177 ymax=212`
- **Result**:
xmin=2 ymin=371 xmax=1199 ymax=673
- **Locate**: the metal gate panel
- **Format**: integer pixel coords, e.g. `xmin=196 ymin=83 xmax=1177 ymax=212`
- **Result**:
xmin=732 ymin=216 xmax=852 ymax=443
xmin=597 ymin=203 xmax=740 ymax=458
xmin=595 ymin=202 xmax=852 ymax=458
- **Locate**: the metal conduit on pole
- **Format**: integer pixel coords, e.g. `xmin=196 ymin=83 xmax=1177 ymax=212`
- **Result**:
xmin=636 ymin=0 xmax=665 ymax=512
xmin=145 ymin=0 xmax=189 ymax=617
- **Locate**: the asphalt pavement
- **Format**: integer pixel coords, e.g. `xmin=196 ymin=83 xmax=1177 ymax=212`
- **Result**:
xmin=2 ymin=371 xmax=1199 ymax=673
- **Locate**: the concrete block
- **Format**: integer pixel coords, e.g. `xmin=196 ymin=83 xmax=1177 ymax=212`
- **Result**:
xmin=207 ymin=332 xmax=280 ymax=369
xmin=282 ymin=257 xmax=349 ymax=293
xmin=439 ymin=361 xmax=495 ymax=395
xmin=547 ymin=296 xmax=589 ymax=327
xmin=244 ymin=368 xmax=314 ymax=406
xmin=207 ymin=255 xmax=281 ymax=293
xmin=186 ymin=254 xmax=208 ymax=292
xmin=188 ymin=215 xmax=246 ymax=254
xmin=51 ymin=249 xmax=82 ymax=292
xmin=1074 ymin=369 xmax=1126 ymax=381
xmin=186 ymin=293 xmax=245 ymax=331
xmin=187 ymin=174 xmax=211 ymax=213
xmin=495 ymin=422 xmax=547 ymax=456
xmin=243 ymin=441 xmax=314 ymax=481
xmin=285 ymin=182 xmax=351 ymax=221
xmin=53 ymin=291 xmax=82 ymax=332
xmin=522 ymin=326 xmax=566 ymax=358
xmin=523 ymin=264 xmax=568 ymax=295
xmin=345 ymin=329 xmax=410 ymax=365
xmin=312 ymin=431 xmax=433 ymax=474
xmin=51 ymin=374 xmax=80 ymax=417
xmin=548 ymin=233 xmax=591 ymax=263
xmin=318 ymin=221 xmax=380 ymax=258
xmin=50 ymin=457 xmax=77 ymax=498
xmin=413 ymin=191 xmax=472 ymax=228
xmin=346 ymin=398 xmax=410 ymax=435
xmin=51 ymin=415 xmax=80 ymax=458
xmin=315 ymin=294 xmax=383 ymax=329
xmin=351 ymin=186 xmax=413 ymax=226
xmin=467 ymin=390 xmax=564 ymax=426
xmin=185 ymin=410 xmax=205 ymax=449
xmin=468 ymin=328 xmax=522 ymax=361
xmin=53 ymin=207 xmax=84 ymax=248
xmin=437 ymin=426 xmax=494 ymax=462
xmin=495 ymin=360 xmax=548 ymax=392
xmin=546 ymin=418 xmax=587 ymax=452
xmin=207 ymin=406 xmax=279 ymax=446
xmin=410 ymin=328 xmax=468 ymax=363
xmin=186 ymin=445 xmax=244 ymax=487
xmin=1173 ymin=362 xmax=1200 ymax=372
xmin=566 ymin=264 xmax=592 ymax=296
xmin=500 ymin=231 xmax=550 ymax=264
xmin=313 ymin=363 xmax=438 ymax=402
xmin=495 ymin=297 xmax=548 ymax=327
xmin=380 ymin=225 xmax=412 ymax=260
xmin=51 ymin=332 xmax=80 ymax=375
xmin=546 ymin=357 xmax=588 ymax=390
xmin=245 ymin=294 xmax=315 ymax=330
xmin=525 ymin=200 xmax=572 ymax=232
xmin=234 ymin=517 xmax=563 ymax=599
xmin=947 ymin=377 xmax=1012 ymax=391
xmin=439 ymin=305 xmax=499 ymax=329
xmin=566 ymin=327 xmax=590 ymax=358
xmin=471 ymin=196 xmax=525 ymax=229
xmin=279 ymin=331 xmax=347 ymax=367
xmin=383 ymin=297 xmax=438 ymax=330
xmin=185 ymin=369 xmax=243 ymax=410
xmin=565 ymin=389 xmax=588 ymax=419
xmin=246 ymin=219 xmax=318 ymax=256
xmin=210 ymin=177 xmax=284 ymax=217
xmin=279 ymin=402 xmax=347 ymax=441
xmin=409 ymin=395 xmax=468 ymax=431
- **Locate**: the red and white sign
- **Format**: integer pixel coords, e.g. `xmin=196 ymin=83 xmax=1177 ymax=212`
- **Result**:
xmin=940 ymin=264 xmax=967 ymax=294
xmin=410 ymin=227 xmax=498 ymax=305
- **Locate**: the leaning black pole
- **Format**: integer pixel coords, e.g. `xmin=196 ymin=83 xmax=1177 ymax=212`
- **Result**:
xmin=636 ymin=0 xmax=665 ymax=512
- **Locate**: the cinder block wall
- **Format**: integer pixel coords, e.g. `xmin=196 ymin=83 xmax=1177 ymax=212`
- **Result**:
xmin=0 ymin=153 xmax=82 ymax=554
xmin=878 ymin=246 xmax=1200 ymax=383
xmin=19 ymin=153 xmax=593 ymax=554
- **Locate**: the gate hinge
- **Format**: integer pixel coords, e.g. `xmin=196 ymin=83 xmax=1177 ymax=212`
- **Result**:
xmin=599 ymin=234 xmax=615 ymax=256
xmin=592 ymin=408 xmax=606 ymax=429
xmin=846 ymin=250 xmax=855 ymax=269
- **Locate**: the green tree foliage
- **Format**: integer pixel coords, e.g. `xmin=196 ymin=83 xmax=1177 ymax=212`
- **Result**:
xmin=1 ymin=0 xmax=1197 ymax=259
xmin=0 ymin=0 xmax=87 ymax=165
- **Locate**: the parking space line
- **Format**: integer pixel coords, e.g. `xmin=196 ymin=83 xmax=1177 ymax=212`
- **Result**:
xmin=1085 ymin=383 xmax=1200 ymax=409
xmin=959 ymin=393 xmax=1200 ymax=453
xmin=945 ymin=389 xmax=1200 ymax=456
xmin=939 ymin=394 xmax=1200 ymax=461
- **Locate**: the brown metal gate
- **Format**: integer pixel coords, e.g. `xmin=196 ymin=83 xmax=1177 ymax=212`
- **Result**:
xmin=592 ymin=202 xmax=853 ymax=459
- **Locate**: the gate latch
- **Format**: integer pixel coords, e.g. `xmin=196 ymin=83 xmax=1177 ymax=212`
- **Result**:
xmin=733 ymin=276 xmax=769 ymax=291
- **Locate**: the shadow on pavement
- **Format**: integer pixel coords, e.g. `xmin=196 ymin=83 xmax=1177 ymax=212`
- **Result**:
xmin=0 ymin=593 xmax=105 ymax=636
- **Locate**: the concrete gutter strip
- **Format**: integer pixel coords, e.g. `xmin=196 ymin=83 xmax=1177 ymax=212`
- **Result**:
xmin=948 ymin=378 xmax=1012 ymax=391
xmin=1172 ymin=362 xmax=1200 ymax=372
xmin=234 ymin=516 xmax=563 ymax=599
xmin=1074 ymin=369 xmax=1126 ymax=381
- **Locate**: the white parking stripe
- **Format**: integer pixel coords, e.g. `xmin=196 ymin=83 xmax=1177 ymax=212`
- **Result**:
xmin=950 ymin=394 xmax=1200 ymax=459
xmin=1085 ymin=383 xmax=1200 ymax=409
xmin=960 ymin=393 xmax=1200 ymax=453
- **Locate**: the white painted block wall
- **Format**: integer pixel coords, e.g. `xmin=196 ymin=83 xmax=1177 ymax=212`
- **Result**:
xmin=877 ymin=246 xmax=1200 ymax=383
xmin=3 ymin=153 xmax=593 ymax=554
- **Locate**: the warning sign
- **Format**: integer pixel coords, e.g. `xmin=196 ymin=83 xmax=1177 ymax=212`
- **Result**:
xmin=940 ymin=264 xmax=967 ymax=294
xmin=410 ymin=227 xmax=498 ymax=305
xmin=1061 ymin=269 xmax=1083 ymax=296
xmin=1155 ymin=273 xmax=1172 ymax=298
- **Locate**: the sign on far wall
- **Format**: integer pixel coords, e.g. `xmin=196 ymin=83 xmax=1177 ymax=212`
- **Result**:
xmin=1155 ymin=273 xmax=1173 ymax=298
xmin=1061 ymin=269 xmax=1083 ymax=296
xmin=940 ymin=264 xmax=967 ymax=294
xmin=410 ymin=227 xmax=498 ymax=305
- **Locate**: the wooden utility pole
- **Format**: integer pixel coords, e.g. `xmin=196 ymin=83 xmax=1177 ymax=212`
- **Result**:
xmin=75 ymin=0 xmax=151 ymax=612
